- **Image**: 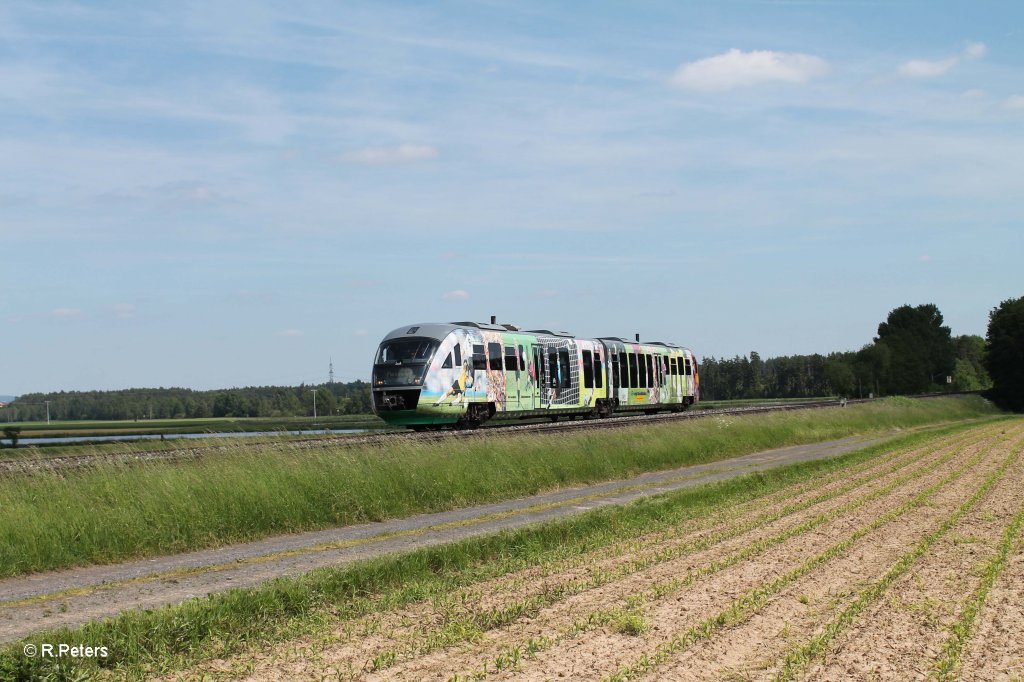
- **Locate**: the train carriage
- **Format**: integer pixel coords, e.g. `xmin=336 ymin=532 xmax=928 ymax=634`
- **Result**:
xmin=372 ymin=320 xmax=699 ymax=429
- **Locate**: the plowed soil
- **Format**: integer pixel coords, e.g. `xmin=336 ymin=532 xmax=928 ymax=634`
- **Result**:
xmin=155 ymin=420 xmax=1024 ymax=682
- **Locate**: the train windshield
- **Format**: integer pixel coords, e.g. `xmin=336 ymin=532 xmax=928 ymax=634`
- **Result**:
xmin=374 ymin=338 xmax=439 ymax=386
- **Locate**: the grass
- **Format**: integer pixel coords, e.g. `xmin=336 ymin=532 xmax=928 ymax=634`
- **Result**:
xmin=0 ymin=396 xmax=1001 ymax=578
xmin=0 ymin=419 xmax=1003 ymax=682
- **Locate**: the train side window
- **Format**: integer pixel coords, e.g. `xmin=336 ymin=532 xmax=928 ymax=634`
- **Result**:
xmin=549 ymin=348 xmax=559 ymax=387
xmin=504 ymin=346 xmax=518 ymax=371
xmin=473 ymin=344 xmax=487 ymax=370
xmin=685 ymin=358 xmax=692 ymax=376
xmin=669 ymin=357 xmax=677 ymax=375
xmin=641 ymin=354 xmax=649 ymax=388
xmin=594 ymin=353 xmax=604 ymax=389
xmin=488 ymin=343 xmax=503 ymax=370
xmin=518 ymin=345 xmax=526 ymax=370
xmin=442 ymin=353 xmax=453 ymax=369
xmin=558 ymin=348 xmax=571 ymax=388
xmin=582 ymin=350 xmax=594 ymax=389
xmin=610 ymin=353 xmax=619 ymax=388
xmin=627 ymin=353 xmax=638 ymax=388
xmin=454 ymin=344 xmax=462 ymax=366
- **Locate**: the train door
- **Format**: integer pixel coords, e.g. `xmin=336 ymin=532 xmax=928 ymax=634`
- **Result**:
xmin=534 ymin=345 xmax=547 ymax=408
xmin=503 ymin=342 xmax=521 ymax=412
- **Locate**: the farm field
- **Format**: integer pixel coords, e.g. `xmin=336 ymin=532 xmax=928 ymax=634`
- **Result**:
xmin=137 ymin=418 xmax=1021 ymax=682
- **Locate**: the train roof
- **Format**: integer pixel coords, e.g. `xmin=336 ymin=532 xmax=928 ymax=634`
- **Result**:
xmin=379 ymin=321 xmax=529 ymax=342
xmin=378 ymin=324 xmax=693 ymax=351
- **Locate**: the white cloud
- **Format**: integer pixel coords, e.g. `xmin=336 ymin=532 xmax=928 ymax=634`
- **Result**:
xmin=1005 ymin=95 xmax=1024 ymax=110
xmin=441 ymin=289 xmax=470 ymax=301
xmin=353 ymin=328 xmax=368 ymax=336
xmin=898 ymin=42 xmax=986 ymax=78
xmin=278 ymin=329 xmax=303 ymax=337
xmin=340 ymin=144 xmax=438 ymax=165
xmin=961 ymin=89 xmax=986 ymax=99
xmin=51 ymin=308 xmax=82 ymax=318
xmin=919 ymin=255 xmax=932 ymax=262
xmin=964 ymin=42 xmax=987 ymax=59
xmin=670 ymin=49 xmax=829 ymax=91
xmin=898 ymin=57 xmax=958 ymax=78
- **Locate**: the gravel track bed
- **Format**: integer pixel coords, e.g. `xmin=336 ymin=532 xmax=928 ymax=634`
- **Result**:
xmin=180 ymin=424 xmax=1008 ymax=681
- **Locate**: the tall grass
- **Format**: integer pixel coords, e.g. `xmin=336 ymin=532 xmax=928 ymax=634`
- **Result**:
xmin=0 ymin=396 xmax=1000 ymax=578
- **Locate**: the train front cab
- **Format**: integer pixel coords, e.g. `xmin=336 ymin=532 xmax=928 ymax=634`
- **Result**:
xmin=371 ymin=324 xmax=464 ymax=427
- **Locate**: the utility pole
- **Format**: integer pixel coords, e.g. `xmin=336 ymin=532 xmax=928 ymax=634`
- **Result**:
xmin=329 ymin=358 xmax=335 ymax=384
xmin=311 ymin=389 xmax=317 ymax=420
xmin=45 ymin=400 xmax=50 ymax=425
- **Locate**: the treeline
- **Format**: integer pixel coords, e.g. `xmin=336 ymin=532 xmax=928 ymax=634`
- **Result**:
xmin=4 ymin=302 xmax=1002 ymax=421
xmin=5 ymin=382 xmax=371 ymax=422
xmin=700 ymin=304 xmax=991 ymax=401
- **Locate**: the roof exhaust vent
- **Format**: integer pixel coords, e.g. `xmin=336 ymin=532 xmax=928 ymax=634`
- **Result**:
xmin=635 ymin=333 xmax=640 ymax=343
xmin=491 ymin=315 xmax=497 ymax=324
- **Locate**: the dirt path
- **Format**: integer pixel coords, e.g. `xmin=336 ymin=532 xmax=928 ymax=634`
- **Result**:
xmin=0 ymin=432 xmax=903 ymax=643
xmin=156 ymin=421 xmax=1016 ymax=682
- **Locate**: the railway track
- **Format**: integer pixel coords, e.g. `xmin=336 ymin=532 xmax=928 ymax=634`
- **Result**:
xmin=0 ymin=395 xmax=965 ymax=475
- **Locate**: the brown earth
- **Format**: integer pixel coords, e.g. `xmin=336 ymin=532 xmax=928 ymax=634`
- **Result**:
xmin=149 ymin=420 xmax=1024 ymax=682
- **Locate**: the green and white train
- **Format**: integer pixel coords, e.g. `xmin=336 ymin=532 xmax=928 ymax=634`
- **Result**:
xmin=372 ymin=319 xmax=700 ymax=429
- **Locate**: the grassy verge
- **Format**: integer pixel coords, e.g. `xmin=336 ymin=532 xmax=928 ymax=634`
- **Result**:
xmin=0 ymin=420 xmax=992 ymax=682
xmin=0 ymin=396 xmax=1001 ymax=578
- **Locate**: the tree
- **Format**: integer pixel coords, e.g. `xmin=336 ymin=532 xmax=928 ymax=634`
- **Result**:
xmin=984 ymin=296 xmax=1024 ymax=412
xmin=875 ymin=304 xmax=955 ymax=394
xmin=951 ymin=334 xmax=992 ymax=392
xmin=825 ymin=355 xmax=855 ymax=396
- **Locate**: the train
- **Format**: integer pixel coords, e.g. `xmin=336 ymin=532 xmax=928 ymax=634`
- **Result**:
xmin=371 ymin=318 xmax=700 ymax=429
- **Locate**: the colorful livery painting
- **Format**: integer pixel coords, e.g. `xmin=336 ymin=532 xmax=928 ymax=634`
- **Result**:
xmin=372 ymin=321 xmax=699 ymax=429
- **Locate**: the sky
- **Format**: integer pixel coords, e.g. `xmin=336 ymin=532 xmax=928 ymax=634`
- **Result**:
xmin=1 ymin=1 xmax=1022 ymax=394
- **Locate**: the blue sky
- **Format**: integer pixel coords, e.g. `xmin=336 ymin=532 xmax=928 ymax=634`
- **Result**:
xmin=2 ymin=1 xmax=1022 ymax=394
